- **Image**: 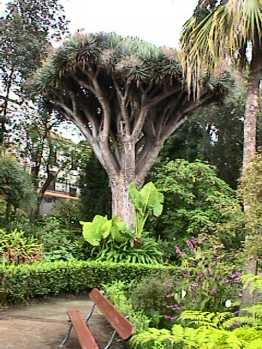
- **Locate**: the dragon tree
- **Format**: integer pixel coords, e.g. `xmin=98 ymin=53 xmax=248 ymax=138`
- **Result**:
xmin=33 ymin=33 xmax=224 ymax=226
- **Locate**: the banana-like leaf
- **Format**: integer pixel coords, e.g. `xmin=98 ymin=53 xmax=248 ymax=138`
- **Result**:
xmin=128 ymin=182 xmax=144 ymax=214
xmin=128 ymin=182 xmax=164 ymax=216
xmin=110 ymin=216 xmax=128 ymax=241
xmin=80 ymin=215 xmax=107 ymax=246
xmin=140 ymin=182 xmax=164 ymax=217
xmin=101 ymin=219 xmax=112 ymax=239
xmin=80 ymin=215 xmax=127 ymax=246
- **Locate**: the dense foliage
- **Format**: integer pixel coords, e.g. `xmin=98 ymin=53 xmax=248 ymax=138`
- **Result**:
xmin=157 ymin=89 xmax=254 ymax=188
xmin=0 ymin=228 xmax=42 ymax=264
xmin=0 ymin=0 xmax=68 ymax=144
xmin=0 ymin=154 xmax=35 ymax=221
xmin=130 ymin=282 xmax=262 ymax=349
xmin=79 ymin=147 xmax=111 ymax=219
xmin=149 ymin=159 xmax=243 ymax=257
xmin=104 ymin=273 xmax=262 ymax=349
xmin=0 ymin=261 xmax=176 ymax=304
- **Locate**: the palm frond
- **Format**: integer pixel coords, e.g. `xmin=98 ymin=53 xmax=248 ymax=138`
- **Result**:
xmin=180 ymin=0 xmax=262 ymax=98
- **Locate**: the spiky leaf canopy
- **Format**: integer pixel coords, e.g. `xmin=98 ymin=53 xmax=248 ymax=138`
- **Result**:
xmin=31 ymin=32 xmax=226 ymax=184
xmin=32 ymin=32 xmax=225 ymax=136
xmin=33 ymin=32 xmax=183 ymax=92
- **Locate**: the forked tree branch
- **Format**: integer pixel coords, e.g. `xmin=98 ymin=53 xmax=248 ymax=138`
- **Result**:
xmin=112 ymin=77 xmax=131 ymax=136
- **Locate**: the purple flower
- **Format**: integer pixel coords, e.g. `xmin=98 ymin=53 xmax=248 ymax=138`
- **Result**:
xmin=228 ymin=271 xmax=241 ymax=283
xmin=197 ymin=272 xmax=204 ymax=278
xmin=175 ymin=245 xmax=186 ymax=257
xmin=164 ymin=315 xmax=176 ymax=321
xmin=186 ymin=239 xmax=196 ymax=251
xmin=191 ymin=282 xmax=199 ymax=289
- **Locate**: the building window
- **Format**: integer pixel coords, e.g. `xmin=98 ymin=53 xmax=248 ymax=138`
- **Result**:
xmin=69 ymin=186 xmax=77 ymax=196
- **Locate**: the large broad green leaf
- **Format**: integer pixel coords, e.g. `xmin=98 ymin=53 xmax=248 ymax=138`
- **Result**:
xmin=80 ymin=215 xmax=108 ymax=246
xmin=100 ymin=219 xmax=112 ymax=239
xmin=80 ymin=215 xmax=127 ymax=246
xmin=128 ymin=182 xmax=144 ymax=214
xmin=110 ymin=216 xmax=128 ymax=241
xmin=140 ymin=182 xmax=164 ymax=217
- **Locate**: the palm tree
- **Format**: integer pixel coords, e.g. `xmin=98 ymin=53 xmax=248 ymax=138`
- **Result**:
xmin=181 ymin=0 xmax=262 ymax=170
xmin=180 ymin=0 xmax=262 ymax=305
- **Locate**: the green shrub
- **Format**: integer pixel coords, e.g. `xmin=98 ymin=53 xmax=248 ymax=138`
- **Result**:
xmin=0 ymin=155 xmax=36 ymax=222
xmin=52 ymin=200 xmax=82 ymax=229
xmin=0 ymin=260 xmax=176 ymax=304
xmin=35 ymin=217 xmax=88 ymax=261
xmin=149 ymin=159 xmax=244 ymax=257
xmin=172 ymin=234 xmax=241 ymax=312
xmin=0 ymin=228 xmax=42 ymax=264
xmin=80 ymin=214 xmax=163 ymax=264
xmin=103 ymin=281 xmax=150 ymax=332
xmin=130 ymin=273 xmax=175 ymax=327
xmin=127 ymin=234 xmax=241 ymax=330
xmin=79 ymin=182 xmax=164 ymax=264
xmin=130 ymin=324 xmax=262 ymax=349
xmin=94 ymin=232 xmax=163 ymax=264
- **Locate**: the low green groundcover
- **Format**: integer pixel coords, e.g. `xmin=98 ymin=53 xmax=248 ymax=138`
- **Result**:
xmin=0 ymin=261 xmax=176 ymax=304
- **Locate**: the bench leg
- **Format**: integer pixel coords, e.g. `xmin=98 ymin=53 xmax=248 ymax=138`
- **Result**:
xmin=85 ymin=302 xmax=96 ymax=324
xmin=59 ymin=322 xmax=73 ymax=348
xmin=103 ymin=330 xmax=117 ymax=349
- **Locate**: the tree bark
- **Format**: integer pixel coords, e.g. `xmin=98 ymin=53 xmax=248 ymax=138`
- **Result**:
xmin=0 ymin=68 xmax=14 ymax=145
xmin=110 ymin=174 xmax=135 ymax=227
xmin=241 ymin=42 xmax=262 ymax=307
xmin=109 ymin=139 xmax=136 ymax=227
xmin=242 ymin=46 xmax=262 ymax=170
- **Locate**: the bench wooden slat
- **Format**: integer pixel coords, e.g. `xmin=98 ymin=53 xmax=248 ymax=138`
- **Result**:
xmin=67 ymin=309 xmax=99 ymax=349
xmin=89 ymin=288 xmax=134 ymax=340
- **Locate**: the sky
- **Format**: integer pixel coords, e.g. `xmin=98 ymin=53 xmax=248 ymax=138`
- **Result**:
xmin=0 ymin=0 xmax=198 ymax=48
xmin=62 ymin=0 xmax=198 ymax=48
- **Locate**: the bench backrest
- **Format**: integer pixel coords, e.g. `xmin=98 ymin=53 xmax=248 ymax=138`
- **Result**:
xmin=89 ymin=288 xmax=134 ymax=340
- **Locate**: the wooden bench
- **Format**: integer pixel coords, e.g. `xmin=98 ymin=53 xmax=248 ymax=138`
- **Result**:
xmin=59 ymin=288 xmax=134 ymax=349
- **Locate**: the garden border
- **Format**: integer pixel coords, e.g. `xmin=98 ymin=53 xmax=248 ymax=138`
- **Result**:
xmin=0 ymin=260 xmax=177 ymax=304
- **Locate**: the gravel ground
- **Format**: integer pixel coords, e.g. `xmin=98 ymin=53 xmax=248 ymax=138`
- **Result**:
xmin=0 ymin=296 xmax=126 ymax=349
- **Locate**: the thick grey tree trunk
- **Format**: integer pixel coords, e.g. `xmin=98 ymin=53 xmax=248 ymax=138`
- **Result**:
xmin=110 ymin=174 xmax=135 ymax=227
xmin=109 ymin=139 xmax=136 ymax=227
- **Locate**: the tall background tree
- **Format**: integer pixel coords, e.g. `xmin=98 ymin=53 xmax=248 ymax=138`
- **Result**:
xmin=181 ymin=0 xmax=262 ymax=170
xmin=0 ymin=150 xmax=35 ymax=222
xmin=180 ymin=0 xmax=262 ymax=304
xmin=0 ymin=0 xmax=68 ymax=144
xmin=32 ymin=33 xmax=226 ymax=226
xmin=13 ymin=106 xmax=80 ymax=216
xmin=156 ymin=83 xmax=246 ymax=188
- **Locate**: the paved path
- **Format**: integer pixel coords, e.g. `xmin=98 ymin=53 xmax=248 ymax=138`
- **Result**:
xmin=0 ymin=296 xmax=126 ymax=349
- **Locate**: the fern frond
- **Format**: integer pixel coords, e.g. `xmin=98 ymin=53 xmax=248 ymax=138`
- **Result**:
xmin=222 ymin=316 xmax=257 ymax=329
xmin=179 ymin=310 xmax=233 ymax=328
xmin=244 ymin=304 xmax=262 ymax=319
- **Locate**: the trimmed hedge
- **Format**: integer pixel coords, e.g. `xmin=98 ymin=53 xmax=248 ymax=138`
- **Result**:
xmin=0 ymin=261 xmax=176 ymax=304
